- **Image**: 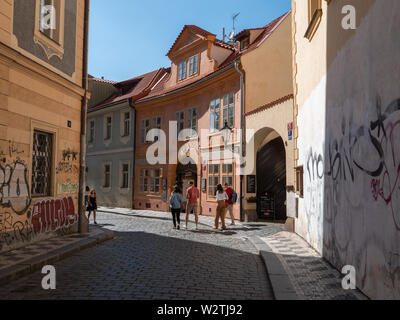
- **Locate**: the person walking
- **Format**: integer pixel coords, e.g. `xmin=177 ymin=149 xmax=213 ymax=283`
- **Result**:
xmin=224 ymin=183 xmax=235 ymax=226
xmin=215 ymin=184 xmax=228 ymax=231
xmin=186 ymin=181 xmax=200 ymax=230
xmin=170 ymin=186 xmax=183 ymax=230
xmin=84 ymin=186 xmax=90 ymax=208
xmin=87 ymin=189 xmax=98 ymax=225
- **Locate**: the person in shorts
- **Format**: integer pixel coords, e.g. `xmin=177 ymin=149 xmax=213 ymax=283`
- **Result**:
xmin=185 ymin=181 xmax=200 ymax=230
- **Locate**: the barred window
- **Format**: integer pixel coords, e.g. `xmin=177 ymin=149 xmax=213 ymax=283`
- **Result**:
xmin=32 ymin=130 xmax=53 ymax=197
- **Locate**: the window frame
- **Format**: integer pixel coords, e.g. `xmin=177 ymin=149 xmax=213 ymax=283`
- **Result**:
xmin=296 ymin=166 xmax=304 ymax=198
xmin=122 ymin=111 xmax=130 ymax=137
xmin=103 ymin=163 xmax=111 ymax=189
xmin=187 ymin=107 xmax=198 ymax=136
xmin=120 ymin=162 xmax=130 ymax=190
xmin=178 ymin=60 xmax=187 ymax=81
xmin=305 ymin=0 xmax=323 ymax=41
xmin=140 ymin=118 xmax=151 ymax=144
xmin=188 ymin=54 xmax=199 ymax=77
xmin=175 ymin=110 xmax=185 ymax=137
xmin=209 ymin=98 xmax=221 ymax=133
xmin=104 ymin=115 xmax=112 ymax=141
xmin=88 ymin=120 xmax=95 ymax=144
xmin=222 ymin=93 xmax=235 ymax=128
xmin=31 ymin=130 xmax=54 ymax=198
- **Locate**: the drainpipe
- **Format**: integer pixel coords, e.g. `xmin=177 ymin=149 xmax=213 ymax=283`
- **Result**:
xmin=129 ymin=98 xmax=137 ymax=209
xmin=78 ymin=0 xmax=90 ymax=233
xmin=234 ymin=60 xmax=245 ymax=222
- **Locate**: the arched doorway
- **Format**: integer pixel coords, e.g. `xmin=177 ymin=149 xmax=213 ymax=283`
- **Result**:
xmin=256 ymin=137 xmax=287 ymax=221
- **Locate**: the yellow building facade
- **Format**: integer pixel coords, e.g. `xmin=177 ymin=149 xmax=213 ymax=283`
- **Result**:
xmin=0 ymin=0 xmax=89 ymax=253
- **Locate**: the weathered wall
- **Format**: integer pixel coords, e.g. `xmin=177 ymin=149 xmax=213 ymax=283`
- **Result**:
xmin=0 ymin=60 xmax=82 ymax=253
xmin=0 ymin=1 xmax=86 ymax=253
xmin=294 ymin=0 xmax=400 ymax=299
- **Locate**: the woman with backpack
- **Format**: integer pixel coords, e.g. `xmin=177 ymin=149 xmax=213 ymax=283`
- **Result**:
xmin=169 ymin=186 xmax=183 ymax=230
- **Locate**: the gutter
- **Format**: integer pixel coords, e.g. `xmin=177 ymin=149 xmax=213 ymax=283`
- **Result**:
xmin=129 ymin=98 xmax=137 ymax=209
xmin=136 ymin=63 xmax=236 ymax=105
xmin=78 ymin=0 xmax=90 ymax=233
xmin=234 ymin=60 xmax=245 ymax=222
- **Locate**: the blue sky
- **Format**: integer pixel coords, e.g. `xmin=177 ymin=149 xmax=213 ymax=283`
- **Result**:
xmin=88 ymin=0 xmax=291 ymax=82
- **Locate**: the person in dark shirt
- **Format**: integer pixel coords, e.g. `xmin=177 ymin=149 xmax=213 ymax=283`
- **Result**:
xmin=87 ymin=189 xmax=98 ymax=225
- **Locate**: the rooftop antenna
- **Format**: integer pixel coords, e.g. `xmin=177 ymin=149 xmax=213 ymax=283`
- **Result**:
xmin=229 ymin=12 xmax=240 ymax=40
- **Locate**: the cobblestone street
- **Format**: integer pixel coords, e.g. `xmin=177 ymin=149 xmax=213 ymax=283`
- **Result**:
xmin=0 ymin=211 xmax=281 ymax=300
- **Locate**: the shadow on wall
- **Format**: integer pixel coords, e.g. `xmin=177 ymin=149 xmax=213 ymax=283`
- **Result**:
xmin=322 ymin=0 xmax=400 ymax=299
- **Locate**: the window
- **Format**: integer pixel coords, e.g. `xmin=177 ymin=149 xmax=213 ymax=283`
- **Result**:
xmin=208 ymin=164 xmax=220 ymax=198
xmin=175 ymin=111 xmax=185 ymax=136
xmin=209 ymin=98 xmax=221 ymax=132
xmin=39 ymin=0 xmax=62 ymax=43
xmin=150 ymin=169 xmax=162 ymax=194
xmin=296 ymin=166 xmax=304 ymax=198
xmin=139 ymin=169 xmax=149 ymax=193
xmin=188 ymin=55 xmax=199 ymax=77
xmin=123 ymin=112 xmax=130 ymax=137
xmin=121 ymin=163 xmax=129 ymax=189
xmin=222 ymin=93 xmax=235 ymax=128
xmin=240 ymin=37 xmax=250 ymax=51
xmin=152 ymin=116 xmax=162 ymax=142
xmin=105 ymin=116 xmax=112 ymax=140
xmin=187 ymin=107 xmax=198 ymax=135
xmin=103 ymin=164 xmax=111 ymax=188
xmin=222 ymin=163 xmax=234 ymax=187
xmin=178 ymin=61 xmax=187 ymax=81
xmin=32 ymin=130 xmax=53 ymax=197
xmin=88 ymin=120 xmax=95 ymax=143
xmin=305 ymin=0 xmax=322 ymax=40
xmin=140 ymin=119 xmax=151 ymax=144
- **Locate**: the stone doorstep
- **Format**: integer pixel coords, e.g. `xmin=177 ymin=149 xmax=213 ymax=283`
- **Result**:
xmin=248 ymin=236 xmax=298 ymax=301
xmin=0 ymin=227 xmax=114 ymax=286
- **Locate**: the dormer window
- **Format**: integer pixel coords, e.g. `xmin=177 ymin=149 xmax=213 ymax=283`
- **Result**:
xmin=188 ymin=55 xmax=199 ymax=77
xmin=178 ymin=61 xmax=187 ymax=81
xmin=240 ymin=37 xmax=250 ymax=51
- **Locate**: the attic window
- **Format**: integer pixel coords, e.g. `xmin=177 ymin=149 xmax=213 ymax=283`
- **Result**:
xmin=178 ymin=61 xmax=187 ymax=81
xmin=240 ymin=37 xmax=250 ymax=51
xmin=188 ymin=54 xmax=199 ymax=77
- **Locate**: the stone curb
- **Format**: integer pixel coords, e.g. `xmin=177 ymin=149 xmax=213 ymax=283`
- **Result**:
xmin=248 ymin=236 xmax=298 ymax=300
xmin=0 ymin=227 xmax=114 ymax=286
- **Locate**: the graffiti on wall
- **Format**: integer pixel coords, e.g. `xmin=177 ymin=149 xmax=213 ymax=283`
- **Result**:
xmin=0 ymin=211 xmax=34 ymax=249
xmin=306 ymin=96 xmax=400 ymax=230
xmin=30 ymin=197 xmax=77 ymax=235
xmin=56 ymin=149 xmax=79 ymax=175
xmin=57 ymin=179 xmax=79 ymax=194
xmin=0 ymin=160 xmax=31 ymax=215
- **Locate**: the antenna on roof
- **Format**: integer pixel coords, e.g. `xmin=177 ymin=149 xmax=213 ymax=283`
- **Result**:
xmin=229 ymin=12 xmax=240 ymax=40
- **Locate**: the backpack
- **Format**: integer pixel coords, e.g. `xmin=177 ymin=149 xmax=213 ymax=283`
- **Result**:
xmin=230 ymin=191 xmax=238 ymax=204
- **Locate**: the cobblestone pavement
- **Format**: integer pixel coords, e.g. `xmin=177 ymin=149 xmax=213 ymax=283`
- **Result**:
xmin=0 ymin=210 xmax=281 ymax=300
xmin=260 ymin=231 xmax=368 ymax=300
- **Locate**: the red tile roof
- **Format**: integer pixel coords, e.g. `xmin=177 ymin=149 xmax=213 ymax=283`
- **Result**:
xmin=136 ymin=11 xmax=290 ymax=104
xmin=88 ymin=68 xmax=167 ymax=112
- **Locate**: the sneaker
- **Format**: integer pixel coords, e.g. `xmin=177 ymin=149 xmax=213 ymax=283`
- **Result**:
xmin=230 ymin=222 xmax=236 ymax=226
xmin=177 ymin=225 xmax=180 ymax=230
